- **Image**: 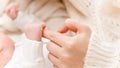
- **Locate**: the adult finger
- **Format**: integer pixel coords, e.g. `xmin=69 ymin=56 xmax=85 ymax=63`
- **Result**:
xmin=48 ymin=53 xmax=60 ymax=67
xmin=58 ymin=19 xmax=91 ymax=35
xmin=43 ymin=30 xmax=72 ymax=47
xmin=47 ymin=42 xmax=62 ymax=58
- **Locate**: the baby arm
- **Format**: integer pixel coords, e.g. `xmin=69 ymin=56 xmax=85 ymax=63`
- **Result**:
xmin=5 ymin=3 xmax=40 ymax=31
xmin=4 ymin=23 xmax=46 ymax=68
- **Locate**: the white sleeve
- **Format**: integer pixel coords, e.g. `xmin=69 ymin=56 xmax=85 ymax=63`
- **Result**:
xmin=4 ymin=38 xmax=45 ymax=68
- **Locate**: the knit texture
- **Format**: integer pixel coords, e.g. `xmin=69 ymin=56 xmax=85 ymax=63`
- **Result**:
xmin=0 ymin=0 xmax=120 ymax=68
xmin=63 ymin=0 xmax=120 ymax=68
xmin=4 ymin=38 xmax=44 ymax=68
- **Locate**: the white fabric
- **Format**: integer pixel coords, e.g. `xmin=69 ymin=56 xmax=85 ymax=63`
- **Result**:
xmin=3 ymin=35 xmax=53 ymax=68
xmin=62 ymin=0 xmax=120 ymax=68
xmin=13 ymin=11 xmax=40 ymax=31
xmin=4 ymin=38 xmax=45 ymax=68
xmin=3 ymin=9 xmax=54 ymax=68
xmin=1 ymin=0 xmax=120 ymax=68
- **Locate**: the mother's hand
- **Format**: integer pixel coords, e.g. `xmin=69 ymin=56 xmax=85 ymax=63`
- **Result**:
xmin=43 ymin=19 xmax=91 ymax=68
xmin=0 ymin=33 xmax=14 ymax=68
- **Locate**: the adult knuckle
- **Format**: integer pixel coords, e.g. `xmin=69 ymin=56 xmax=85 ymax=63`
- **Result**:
xmin=60 ymin=54 xmax=71 ymax=62
xmin=66 ymin=41 xmax=75 ymax=50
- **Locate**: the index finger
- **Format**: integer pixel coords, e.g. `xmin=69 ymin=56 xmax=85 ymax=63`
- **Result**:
xmin=43 ymin=30 xmax=72 ymax=47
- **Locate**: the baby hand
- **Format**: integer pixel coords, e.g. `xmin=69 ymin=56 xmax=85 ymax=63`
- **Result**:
xmin=24 ymin=22 xmax=46 ymax=41
xmin=5 ymin=3 xmax=19 ymax=20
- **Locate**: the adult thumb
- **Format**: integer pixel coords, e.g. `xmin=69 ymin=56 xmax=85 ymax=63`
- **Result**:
xmin=58 ymin=19 xmax=91 ymax=36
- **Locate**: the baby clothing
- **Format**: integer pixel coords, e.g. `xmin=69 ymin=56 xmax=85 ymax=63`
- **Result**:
xmin=0 ymin=0 xmax=67 ymax=68
xmin=13 ymin=11 xmax=40 ymax=31
xmin=4 ymin=38 xmax=45 ymax=68
xmin=4 ymin=10 xmax=53 ymax=68
xmin=1 ymin=0 xmax=120 ymax=68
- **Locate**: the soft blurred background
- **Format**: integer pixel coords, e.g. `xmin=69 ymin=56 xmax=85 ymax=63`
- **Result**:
xmin=0 ymin=0 xmax=68 ymax=42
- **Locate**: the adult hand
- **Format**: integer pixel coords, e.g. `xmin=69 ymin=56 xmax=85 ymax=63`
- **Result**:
xmin=43 ymin=19 xmax=91 ymax=68
xmin=0 ymin=33 xmax=14 ymax=68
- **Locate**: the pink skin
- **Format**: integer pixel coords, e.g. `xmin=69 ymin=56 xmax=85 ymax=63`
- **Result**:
xmin=24 ymin=22 xmax=46 ymax=42
xmin=5 ymin=2 xmax=46 ymax=40
xmin=0 ymin=3 xmax=46 ymax=68
xmin=0 ymin=33 xmax=14 ymax=68
xmin=43 ymin=19 xmax=91 ymax=68
xmin=0 ymin=3 xmax=18 ymax=68
xmin=5 ymin=3 xmax=46 ymax=41
xmin=0 ymin=22 xmax=46 ymax=68
xmin=5 ymin=3 xmax=19 ymax=20
xmin=4 ymin=3 xmax=91 ymax=68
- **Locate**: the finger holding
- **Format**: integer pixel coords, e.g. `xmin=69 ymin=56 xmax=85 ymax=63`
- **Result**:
xmin=43 ymin=30 xmax=72 ymax=47
xmin=58 ymin=19 xmax=91 ymax=36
